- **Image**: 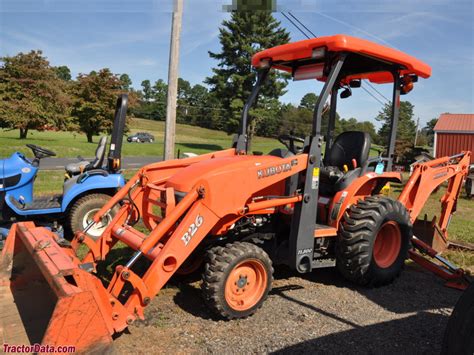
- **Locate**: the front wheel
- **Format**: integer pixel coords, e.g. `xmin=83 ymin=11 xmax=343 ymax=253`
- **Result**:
xmin=68 ymin=193 xmax=119 ymax=240
xmin=336 ymin=196 xmax=412 ymax=286
xmin=202 ymin=242 xmax=273 ymax=320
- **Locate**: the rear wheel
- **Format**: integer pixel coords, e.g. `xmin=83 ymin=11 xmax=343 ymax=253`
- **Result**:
xmin=466 ymin=178 xmax=473 ymax=199
xmin=442 ymin=282 xmax=474 ymax=354
xmin=202 ymin=242 xmax=273 ymax=319
xmin=68 ymin=193 xmax=119 ymax=240
xmin=336 ymin=196 xmax=411 ymax=286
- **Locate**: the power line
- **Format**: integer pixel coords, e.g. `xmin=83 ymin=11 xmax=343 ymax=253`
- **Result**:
xmin=287 ymin=12 xmax=317 ymax=38
xmin=361 ymin=85 xmax=387 ymax=106
xmin=364 ymin=81 xmax=390 ymax=102
xmin=282 ymin=13 xmax=391 ymax=109
xmin=281 ymin=13 xmax=310 ymax=39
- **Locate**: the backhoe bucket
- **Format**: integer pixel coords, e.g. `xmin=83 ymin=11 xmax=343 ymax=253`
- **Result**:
xmin=0 ymin=223 xmax=113 ymax=353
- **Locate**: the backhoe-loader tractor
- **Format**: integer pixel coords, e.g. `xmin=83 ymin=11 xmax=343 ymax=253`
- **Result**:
xmin=1 ymin=35 xmax=471 ymax=352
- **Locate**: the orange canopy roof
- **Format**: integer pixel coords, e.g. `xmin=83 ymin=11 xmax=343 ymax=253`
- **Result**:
xmin=251 ymin=34 xmax=432 ymax=84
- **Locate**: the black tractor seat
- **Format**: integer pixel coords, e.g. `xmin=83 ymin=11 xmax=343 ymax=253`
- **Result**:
xmin=65 ymin=136 xmax=107 ymax=175
xmin=319 ymin=131 xmax=371 ymax=195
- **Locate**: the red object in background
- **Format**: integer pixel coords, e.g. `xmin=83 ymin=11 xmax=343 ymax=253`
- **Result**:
xmin=434 ymin=114 xmax=474 ymax=164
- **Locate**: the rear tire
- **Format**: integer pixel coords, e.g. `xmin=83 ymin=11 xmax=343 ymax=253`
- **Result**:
xmin=202 ymin=242 xmax=273 ymax=320
xmin=68 ymin=193 xmax=119 ymax=240
xmin=336 ymin=196 xmax=411 ymax=286
xmin=466 ymin=178 xmax=473 ymax=199
xmin=442 ymin=282 xmax=474 ymax=354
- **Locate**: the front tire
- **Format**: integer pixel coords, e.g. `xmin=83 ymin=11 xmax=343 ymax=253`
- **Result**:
xmin=68 ymin=193 xmax=119 ymax=240
xmin=336 ymin=196 xmax=412 ymax=286
xmin=202 ymin=242 xmax=273 ymax=320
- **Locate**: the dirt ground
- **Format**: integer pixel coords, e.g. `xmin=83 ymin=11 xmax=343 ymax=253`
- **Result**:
xmin=114 ymin=263 xmax=460 ymax=354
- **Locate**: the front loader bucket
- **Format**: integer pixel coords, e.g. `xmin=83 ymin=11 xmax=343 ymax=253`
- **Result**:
xmin=0 ymin=223 xmax=114 ymax=353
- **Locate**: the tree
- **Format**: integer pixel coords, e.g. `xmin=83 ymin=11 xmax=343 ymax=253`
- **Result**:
xmin=206 ymin=12 xmax=290 ymax=144
xmin=177 ymin=78 xmax=192 ymax=123
xmin=278 ymin=103 xmax=312 ymax=137
xmin=151 ymin=79 xmax=167 ymax=120
xmin=338 ymin=118 xmax=377 ymax=142
xmin=422 ymin=118 xmax=438 ymax=146
xmin=376 ymin=101 xmax=417 ymax=159
xmin=141 ymin=80 xmax=152 ymax=102
xmin=0 ymin=50 xmax=70 ymax=138
xmin=54 ymin=65 xmax=72 ymax=81
xmin=71 ymin=69 xmax=125 ymax=143
xmin=299 ymin=93 xmax=317 ymax=110
xmin=119 ymin=74 xmax=132 ymax=90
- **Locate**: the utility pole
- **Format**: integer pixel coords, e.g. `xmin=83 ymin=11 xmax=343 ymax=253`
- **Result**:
xmin=164 ymin=0 xmax=183 ymax=160
xmin=414 ymin=117 xmax=420 ymax=147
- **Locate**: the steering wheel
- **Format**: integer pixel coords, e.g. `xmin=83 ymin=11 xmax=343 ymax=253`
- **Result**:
xmin=278 ymin=134 xmax=305 ymax=154
xmin=26 ymin=144 xmax=56 ymax=159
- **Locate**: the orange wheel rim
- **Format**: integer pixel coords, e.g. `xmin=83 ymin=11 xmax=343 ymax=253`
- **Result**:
xmin=373 ymin=221 xmax=402 ymax=268
xmin=225 ymin=259 xmax=267 ymax=311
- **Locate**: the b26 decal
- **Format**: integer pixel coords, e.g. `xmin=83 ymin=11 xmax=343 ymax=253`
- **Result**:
xmin=181 ymin=214 xmax=204 ymax=246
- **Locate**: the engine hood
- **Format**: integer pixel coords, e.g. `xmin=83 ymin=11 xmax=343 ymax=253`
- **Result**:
xmin=166 ymin=154 xmax=285 ymax=193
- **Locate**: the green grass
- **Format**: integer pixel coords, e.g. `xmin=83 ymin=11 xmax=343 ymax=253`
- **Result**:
xmin=391 ymin=175 xmax=474 ymax=245
xmin=0 ymin=118 xmax=382 ymax=158
xmin=0 ymin=118 xmax=284 ymax=159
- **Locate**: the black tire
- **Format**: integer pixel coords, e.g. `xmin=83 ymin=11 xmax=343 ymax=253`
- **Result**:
xmin=336 ymin=196 xmax=412 ymax=286
xmin=68 ymin=193 xmax=119 ymax=240
xmin=466 ymin=178 xmax=473 ymax=199
xmin=442 ymin=282 xmax=474 ymax=354
xmin=172 ymin=249 xmax=205 ymax=283
xmin=202 ymin=242 xmax=273 ymax=320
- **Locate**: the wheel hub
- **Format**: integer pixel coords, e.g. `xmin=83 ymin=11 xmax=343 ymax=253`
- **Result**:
xmin=373 ymin=221 xmax=402 ymax=268
xmin=82 ymin=209 xmax=113 ymax=238
xmin=225 ymin=259 xmax=267 ymax=311
xmin=236 ymin=275 xmax=248 ymax=288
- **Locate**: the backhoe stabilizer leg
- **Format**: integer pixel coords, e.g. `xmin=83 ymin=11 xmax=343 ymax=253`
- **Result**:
xmin=410 ymin=237 xmax=471 ymax=290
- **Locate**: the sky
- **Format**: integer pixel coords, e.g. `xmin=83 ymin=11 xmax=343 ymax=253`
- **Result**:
xmin=1 ymin=0 xmax=473 ymax=129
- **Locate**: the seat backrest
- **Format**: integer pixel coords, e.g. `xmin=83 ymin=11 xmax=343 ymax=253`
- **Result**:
xmin=91 ymin=136 xmax=107 ymax=169
xmin=325 ymin=131 xmax=371 ymax=169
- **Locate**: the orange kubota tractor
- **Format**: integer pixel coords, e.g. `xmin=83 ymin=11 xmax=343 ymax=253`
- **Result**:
xmin=1 ymin=35 xmax=471 ymax=352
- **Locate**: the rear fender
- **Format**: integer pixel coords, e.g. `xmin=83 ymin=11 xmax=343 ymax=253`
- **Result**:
xmin=328 ymin=172 xmax=402 ymax=227
xmin=61 ymin=173 xmax=125 ymax=211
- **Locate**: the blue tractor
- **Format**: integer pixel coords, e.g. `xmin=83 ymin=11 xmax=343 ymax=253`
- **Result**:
xmin=0 ymin=95 xmax=129 ymax=244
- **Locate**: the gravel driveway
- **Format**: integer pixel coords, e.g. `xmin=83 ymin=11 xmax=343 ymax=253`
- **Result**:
xmin=115 ymin=263 xmax=460 ymax=354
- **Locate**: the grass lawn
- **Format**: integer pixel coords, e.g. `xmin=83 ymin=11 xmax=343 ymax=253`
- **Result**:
xmin=0 ymin=118 xmax=284 ymax=158
xmin=0 ymin=118 xmax=382 ymax=159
